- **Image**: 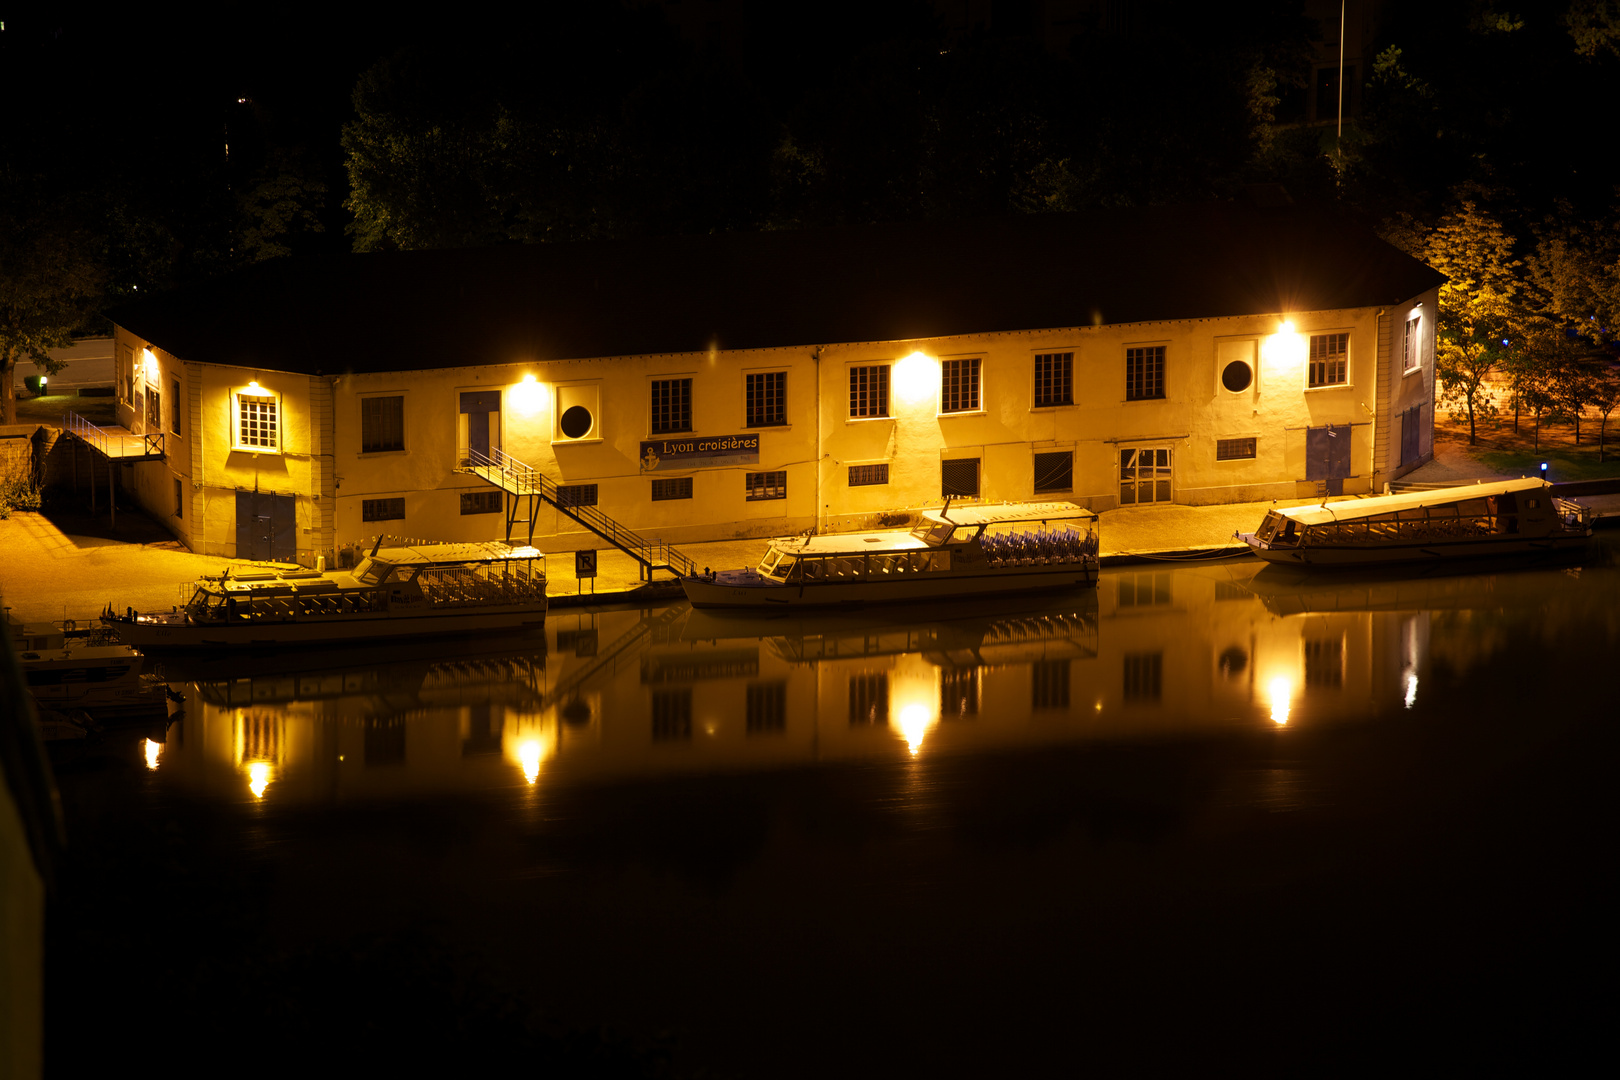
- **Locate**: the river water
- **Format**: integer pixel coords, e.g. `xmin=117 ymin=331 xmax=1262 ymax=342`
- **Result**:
xmin=47 ymin=538 xmax=1620 ymax=1075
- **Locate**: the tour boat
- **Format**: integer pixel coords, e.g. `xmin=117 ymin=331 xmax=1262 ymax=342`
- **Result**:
xmin=1237 ymin=478 xmax=1594 ymax=567
xmin=9 ymin=616 xmax=156 ymax=710
xmin=680 ymin=500 xmax=1099 ymax=609
xmin=103 ymin=539 xmax=547 ymax=649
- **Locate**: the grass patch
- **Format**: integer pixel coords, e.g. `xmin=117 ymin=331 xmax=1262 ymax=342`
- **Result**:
xmin=1473 ymin=447 xmax=1620 ymax=483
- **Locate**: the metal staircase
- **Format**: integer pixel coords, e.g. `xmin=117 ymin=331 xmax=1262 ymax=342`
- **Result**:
xmin=458 ymin=446 xmax=696 ymax=581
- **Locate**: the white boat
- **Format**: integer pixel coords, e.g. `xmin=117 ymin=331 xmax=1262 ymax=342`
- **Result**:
xmin=1237 ymin=478 xmax=1594 ymax=567
xmin=680 ymin=500 xmax=1099 ymax=609
xmin=8 ymin=616 xmax=153 ymax=710
xmin=103 ymin=539 xmax=547 ymax=649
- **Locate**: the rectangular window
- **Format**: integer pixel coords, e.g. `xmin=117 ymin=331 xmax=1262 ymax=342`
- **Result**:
xmin=1118 ymin=571 xmax=1172 ymax=607
xmin=1034 ymin=352 xmax=1074 ymax=407
xmin=651 ymin=477 xmax=693 ymax=501
xmin=1123 ymin=653 xmax=1163 ymax=702
xmin=746 ymin=371 xmax=786 ymax=427
xmin=171 ymin=378 xmax=182 ymax=436
xmin=460 ymin=490 xmax=502 ymax=515
xmin=1125 ymin=346 xmax=1165 ymax=401
xmin=941 ymin=667 xmax=979 ymax=719
xmin=1216 ymin=438 xmax=1257 ymax=461
xmin=361 ymin=395 xmax=405 ymax=453
xmin=1403 ymin=317 xmax=1421 ymax=372
xmin=145 ymin=386 xmax=161 ymax=431
xmin=849 ymin=365 xmax=890 ymax=418
xmin=238 ymin=394 xmax=278 ymax=449
xmin=650 ymin=378 xmax=692 ymax=434
xmin=745 ymin=470 xmax=787 ymax=501
xmin=849 ymin=463 xmax=889 ymax=487
xmin=1309 ymin=332 xmax=1349 ymax=387
xmin=1119 ymin=447 xmax=1172 ymax=505
xmin=942 ymin=457 xmax=980 ymax=498
xmin=1305 ymin=636 xmax=1345 ymax=688
xmin=556 ymin=483 xmax=598 ymax=507
xmin=362 ymin=497 xmax=405 ymax=521
xmin=940 ymin=357 xmax=981 ymax=413
xmin=849 ymin=673 xmax=889 ymax=725
xmin=174 ymin=477 xmax=183 ymax=518
xmin=652 ymin=689 xmax=693 ymax=741
xmin=747 ymin=682 xmax=787 ymax=733
xmin=118 ymin=344 xmax=134 ymax=403
xmin=1033 ymin=451 xmax=1073 ymax=493
xmin=1032 ymin=660 xmax=1070 ymax=710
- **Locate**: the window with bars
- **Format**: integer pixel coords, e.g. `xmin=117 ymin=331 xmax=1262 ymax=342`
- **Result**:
xmin=651 ymin=477 xmax=693 ymax=501
xmin=652 ymin=689 xmax=693 ymax=740
xmin=940 ymin=667 xmax=979 ymax=719
xmin=1403 ymin=318 xmax=1421 ymax=372
xmin=1305 ymin=636 xmax=1345 ymax=688
xmin=1034 ymin=352 xmax=1073 ymax=407
xmin=849 ymin=672 xmax=889 ymax=725
xmin=556 ymin=483 xmax=598 ymax=507
xmin=745 ymin=470 xmax=787 ymax=501
xmin=460 ymin=490 xmax=502 ymax=515
xmin=1216 ymin=438 xmax=1256 ymax=461
xmin=849 ymin=365 xmax=890 ymax=418
xmin=747 ymin=682 xmax=787 ymax=733
xmin=746 ymin=371 xmax=786 ymax=427
xmin=1125 ymin=346 xmax=1165 ymax=401
xmin=942 ymin=457 xmax=980 ymax=498
xmin=940 ymin=357 xmax=981 ymax=413
xmin=361 ymin=396 xmax=405 ymax=453
xmin=650 ymin=378 xmax=692 ymax=434
xmin=1123 ymin=652 xmax=1163 ymax=701
xmin=362 ymin=497 xmax=405 ymax=521
xmin=1309 ymin=333 xmax=1349 ymax=387
xmin=1033 ymin=451 xmax=1072 ymax=493
xmin=238 ymin=394 xmax=279 ymax=449
xmin=1032 ymin=660 xmax=1070 ymax=709
xmin=848 ymin=463 xmax=889 ymax=486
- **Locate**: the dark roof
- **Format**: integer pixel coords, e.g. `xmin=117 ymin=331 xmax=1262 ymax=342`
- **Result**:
xmin=111 ymin=204 xmax=1444 ymax=376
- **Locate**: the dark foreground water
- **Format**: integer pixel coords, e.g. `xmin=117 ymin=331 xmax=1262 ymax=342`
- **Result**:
xmin=46 ymin=539 xmax=1620 ymax=1076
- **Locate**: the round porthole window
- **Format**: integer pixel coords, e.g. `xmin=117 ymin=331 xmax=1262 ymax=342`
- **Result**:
xmin=559 ymin=405 xmax=594 ymax=439
xmin=1221 ymin=360 xmax=1254 ymax=393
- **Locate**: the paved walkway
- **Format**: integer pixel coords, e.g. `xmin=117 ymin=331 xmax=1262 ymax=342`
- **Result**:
xmin=5 ymin=445 xmax=1613 ymax=627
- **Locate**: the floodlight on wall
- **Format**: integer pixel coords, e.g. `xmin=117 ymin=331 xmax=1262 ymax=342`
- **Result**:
xmin=1262 ymin=319 xmax=1306 ymax=371
xmin=894 ymin=351 xmax=938 ymax=405
xmin=511 ymin=372 xmax=546 ymax=415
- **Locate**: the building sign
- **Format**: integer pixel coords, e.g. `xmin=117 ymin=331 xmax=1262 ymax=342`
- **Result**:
xmin=638 ymin=433 xmax=759 ymax=472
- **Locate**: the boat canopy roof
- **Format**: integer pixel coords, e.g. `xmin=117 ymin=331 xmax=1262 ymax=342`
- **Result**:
xmin=370 ymin=542 xmax=542 ymax=566
xmin=920 ymin=501 xmax=1096 ymax=527
xmin=1270 ymin=478 xmax=1550 ymax=527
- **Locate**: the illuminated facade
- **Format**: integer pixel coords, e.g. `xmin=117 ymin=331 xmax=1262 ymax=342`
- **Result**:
xmin=107 ymin=205 xmax=1443 ymax=565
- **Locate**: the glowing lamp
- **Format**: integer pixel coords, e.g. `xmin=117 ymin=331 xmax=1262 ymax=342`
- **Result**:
xmin=510 ymin=372 xmax=546 ymax=415
xmin=894 ymin=351 xmax=938 ymax=405
xmin=247 ymin=380 xmax=263 ymax=393
xmin=1262 ymin=320 xmax=1307 ymax=371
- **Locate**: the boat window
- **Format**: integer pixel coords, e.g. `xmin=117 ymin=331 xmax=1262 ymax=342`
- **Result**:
xmin=765 ymin=554 xmax=795 ymax=580
xmin=758 ymin=550 xmax=783 ymax=576
xmin=353 ymin=557 xmax=389 ymax=584
xmin=912 ymin=520 xmax=956 ymax=546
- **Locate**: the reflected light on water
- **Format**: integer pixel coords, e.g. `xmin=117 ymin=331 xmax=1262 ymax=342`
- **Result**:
xmin=895 ymin=702 xmax=936 ymax=755
xmin=144 ymin=739 xmax=162 ymax=770
xmin=1405 ymin=673 xmax=1419 ymax=709
xmin=1268 ymin=677 xmax=1293 ymax=726
xmin=247 ymin=761 xmax=273 ymax=799
xmin=518 ymin=739 xmax=543 ymax=784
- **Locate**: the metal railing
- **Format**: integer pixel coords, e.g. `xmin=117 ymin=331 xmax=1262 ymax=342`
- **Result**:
xmin=458 ymin=446 xmax=696 ymax=579
xmin=65 ymin=411 xmax=164 ymax=459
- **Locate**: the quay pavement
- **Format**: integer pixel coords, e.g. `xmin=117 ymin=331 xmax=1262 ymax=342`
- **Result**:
xmin=4 ymin=450 xmax=1616 ymax=627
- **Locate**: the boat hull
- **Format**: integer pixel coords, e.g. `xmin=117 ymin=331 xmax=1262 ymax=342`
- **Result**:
xmin=1239 ymin=531 xmax=1591 ymax=567
xmin=106 ymin=604 xmax=548 ymax=649
xmin=681 ymin=563 xmax=1098 ymax=608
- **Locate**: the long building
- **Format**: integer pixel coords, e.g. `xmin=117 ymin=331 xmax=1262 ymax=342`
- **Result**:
xmin=106 ymin=202 xmax=1443 ymax=567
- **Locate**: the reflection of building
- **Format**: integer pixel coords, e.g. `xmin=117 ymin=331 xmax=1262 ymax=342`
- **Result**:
xmin=108 ymin=205 xmax=1440 ymax=566
xmin=152 ymin=578 xmax=1464 ymax=803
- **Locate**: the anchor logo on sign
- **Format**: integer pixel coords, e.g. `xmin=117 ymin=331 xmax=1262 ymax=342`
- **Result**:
xmin=641 ymin=447 xmax=660 ymax=472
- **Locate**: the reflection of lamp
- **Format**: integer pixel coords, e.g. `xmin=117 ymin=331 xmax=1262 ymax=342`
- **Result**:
xmin=144 ymin=739 xmax=161 ymax=770
xmin=895 ymin=702 xmax=935 ymax=755
xmin=247 ymin=761 xmax=273 ymax=798
xmin=1267 ymin=676 xmax=1292 ymax=726
xmin=518 ymin=739 xmax=542 ymax=784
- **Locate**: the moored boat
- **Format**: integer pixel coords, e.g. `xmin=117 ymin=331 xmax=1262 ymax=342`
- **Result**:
xmin=103 ymin=539 xmax=547 ymax=649
xmin=680 ymin=500 xmax=1099 ymax=608
xmin=1237 ymin=478 xmax=1593 ymax=567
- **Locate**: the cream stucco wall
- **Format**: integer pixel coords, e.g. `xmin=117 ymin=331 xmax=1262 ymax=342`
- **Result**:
xmin=112 ymin=292 xmax=1437 ymax=564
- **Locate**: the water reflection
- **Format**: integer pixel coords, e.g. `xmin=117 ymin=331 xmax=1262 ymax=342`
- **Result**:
xmin=145 ymin=542 xmax=1620 ymax=804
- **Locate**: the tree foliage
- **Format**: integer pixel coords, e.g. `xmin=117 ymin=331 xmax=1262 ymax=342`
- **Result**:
xmin=0 ymin=182 xmax=107 ymax=424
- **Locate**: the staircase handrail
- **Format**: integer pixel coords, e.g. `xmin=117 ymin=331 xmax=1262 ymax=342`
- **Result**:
xmin=65 ymin=411 xmax=164 ymax=459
